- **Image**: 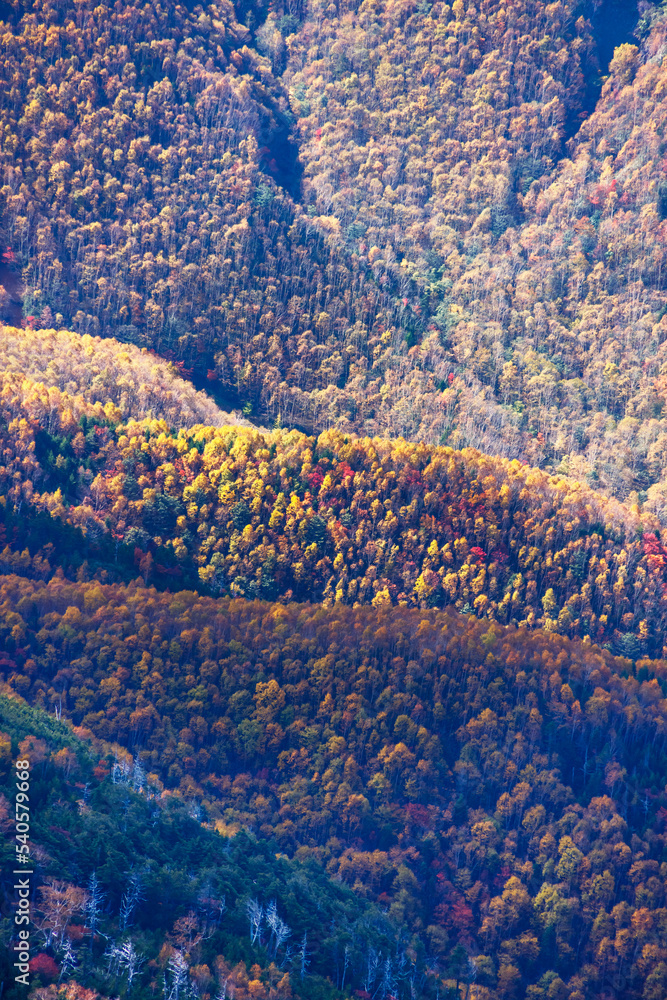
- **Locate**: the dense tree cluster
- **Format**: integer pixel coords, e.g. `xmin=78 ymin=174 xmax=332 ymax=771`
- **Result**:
xmin=0 ymin=692 xmax=404 ymax=1000
xmin=0 ymin=325 xmax=238 ymax=427
xmin=7 ymin=0 xmax=667 ymax=488
xmin=3 ymin=366 xmax=667 ymax=653
xmin=4 ymin=6 xmax=667 ymax=998
xmin=286 ymin=0 xmax=595 ymax=246
xmin=281 ymin=0 xmax=597 ymax=433
xmin=0 ymin=0 xmax=405 ymax=433
xmin=284 ymin=2 xmax=667 ymax=493
xmin=1 ymin=574 xmax=667 ymax=999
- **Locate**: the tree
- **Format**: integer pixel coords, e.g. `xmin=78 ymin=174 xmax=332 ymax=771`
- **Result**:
xmin=36 ymin=880 xmax=89 ymax=950
xmin=119 ymin=871 xmax=144 ymax=932
xmin=165 ymin=950 xmax=190 ymax=1000
xmin=247 ymin=899 xmax=263 ymax=946
xmin=86 ymin=872 xmax=105 ymax=952
xmin=297 ymin=932 xmax=309 ymax=980
xmin=112 ymin=940 xmax=145 ymax=991
xmin=265 ymin=900 xmax=290 ymax=958
xmin=59 ymin=937 xmax=78 ymax=983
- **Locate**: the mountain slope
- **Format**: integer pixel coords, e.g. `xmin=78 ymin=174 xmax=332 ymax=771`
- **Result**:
xmin=1 ymin=575 xmax=667 ymax=999
xmin=5 ymin=0 xmax=667 ymax=501
xmin=0 ymin=0 xmax=401 ymax=432
xmin=4 ymin=9 xmax=667 ymax=1000
xmin=0 ymin=689 xmax=408 ymax=1000
xmin=279 ymin=1 xmax=667 ymax=493
xmin=0 ymin=325 xmax=241 ymax=428
xmin=2 ymin=356 xmax=667 ymax=655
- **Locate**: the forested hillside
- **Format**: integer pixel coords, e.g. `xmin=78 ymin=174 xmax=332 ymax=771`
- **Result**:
xmin=4 ymin=0 xmax=667 ymax=496
xmin=0 ymin=327 xmax=666 ymax=998
xmin=281 ymin=0 xmax=667 ymax=494
xmin=5 ymin=352 xmax=667 ymax=654
xmin=4 ymin=1 xmax=667 ymax=999
xmin=0 ymin=690 xmax=403 ymax=1000
xmin=1 ymin=572 xmax=667 ymax=1000
xmin=0 ymin=0 xmax=399 ymax=433
xmin=0 ymin=325 xmax=240 ymax=427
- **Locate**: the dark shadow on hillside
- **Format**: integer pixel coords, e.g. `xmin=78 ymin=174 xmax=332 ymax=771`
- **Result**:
xmin=259 ymin=116 xmax=303 ymax=200
xmin=0 ymin=264 xmax=23 ymax=325
xmin=592 ymin=0 xmax=643 ymax=64
xmin=565 ymin=0 xmax=642 ymax=141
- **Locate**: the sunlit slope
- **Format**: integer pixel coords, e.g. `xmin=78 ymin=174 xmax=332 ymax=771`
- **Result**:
xmin=5 ymin=0 xmax=667 ymax=499
xmin=2 ymin=372 xmax=667 ymax=656
xmin=283 ymin=3 xmax=667 ymax=494
xmin=0 ymin=325 xmax=235 ymax=426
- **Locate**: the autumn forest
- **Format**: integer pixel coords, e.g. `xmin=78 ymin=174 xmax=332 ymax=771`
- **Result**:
xmin=2 ymin=1 xmax=667 ymax=1000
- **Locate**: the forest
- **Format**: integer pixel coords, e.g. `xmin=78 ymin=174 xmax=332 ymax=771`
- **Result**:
xmin=3 ymin=331 xmax=667 ymax=655
xmin=3 ymin=0 xmax=667 ymax=999
xmin=0 ymin=689 xmax=405 ymax=1000
xmin=0 ymin=326 xmax=666 ymax=1000
xmin=4 ymin=0 xmax=667 ymax=495
xmin=1 ymin=558 xmax=667 ymax=999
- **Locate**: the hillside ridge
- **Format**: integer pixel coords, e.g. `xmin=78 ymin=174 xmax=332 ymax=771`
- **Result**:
xmin=1 ymin=572 xmax=666 ymax=999
xmin=3 ymin=0 xmax=667 ymax=498
xmin=3 ymin=6 xmax=667 ymax=1000
xmin=3 ymin=349 xmax=667 ymax=656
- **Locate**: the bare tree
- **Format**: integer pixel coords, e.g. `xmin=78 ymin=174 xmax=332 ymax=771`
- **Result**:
xmin=131 ymin=757 xmax=146 ymax=793
xmin=106 ymin=939 xmax=145 ymax=991
xmin=59 ymin=937 xmax=77 ymax=982
xmin=112 ymin=755 xmax=132 ymax=785
xmin=246 ymin=898 xmax=263 ymax=946
xmin=379 ymin=957 xmax=397 ymax=1000
xmin=105 ymin=939 xmax=121 ymax=977
xmin=340 ymin=944 xmax=350 ymax=992
xmin=297 ymin=931 xmax=309 ymax=980
xmin=165 ymin=949 xmax=190 ymax=1000
xmin=119 ymin=870 xmax=144 ymax=931
xmin=362 ymin=946 xmax=379 ymax=996
xmin=86 ymin=871 xmax=105 ymax=951
xmin=119 ymin=940 xmax=144 ymax=991
xmin=265 ymin=900 xmax=290 ymax=957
